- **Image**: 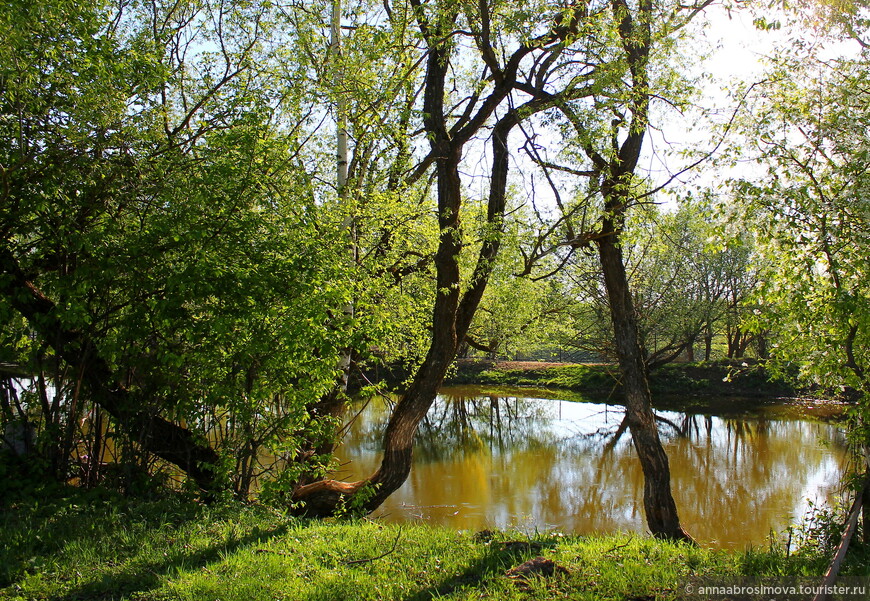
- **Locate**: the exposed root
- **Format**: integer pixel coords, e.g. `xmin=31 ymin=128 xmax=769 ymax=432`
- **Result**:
xmin=290 ymin=478 xmax=368 ymax=517
xmin=293 ymin=478 xmax=365 ymax=497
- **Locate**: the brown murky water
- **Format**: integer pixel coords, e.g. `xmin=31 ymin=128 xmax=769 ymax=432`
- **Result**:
xmin=333 ymin=386 xmax=849 ymax=549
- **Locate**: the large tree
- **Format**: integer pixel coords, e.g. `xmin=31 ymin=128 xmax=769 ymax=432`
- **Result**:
xmin=0 ymin=0 xmax=354 ymax=494
xmin=508 ymin=0 xmax=710 ymax=539
xmin=290 ymin=0 xmax=709 ymax=541
xmin=290 ymin=0 xmax=599 ymax=515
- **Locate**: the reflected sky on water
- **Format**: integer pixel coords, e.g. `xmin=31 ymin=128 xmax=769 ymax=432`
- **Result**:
xmin=333 ymin=386 xmax=849 ymax=549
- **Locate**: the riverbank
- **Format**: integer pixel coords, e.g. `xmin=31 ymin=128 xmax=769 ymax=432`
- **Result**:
xmin=443 ymin=359 xmax=852 ymax=419
xmin=2 ymin=491 xmax=862 ymax=601
xmin=446 ymin=359 xmax=794 ymax=397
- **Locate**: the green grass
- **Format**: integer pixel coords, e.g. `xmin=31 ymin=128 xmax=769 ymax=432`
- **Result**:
xmin=451 ymin=360 xmax=796 ymax=402
xmin=4 ymin=490 xmax=862 ymax=601
xmin=470 ymin=364 xmax=618 ymax=392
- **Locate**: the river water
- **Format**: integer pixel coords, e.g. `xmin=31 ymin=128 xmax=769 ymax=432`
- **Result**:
xmin=333 ymin=386 xmax=849 ymax=549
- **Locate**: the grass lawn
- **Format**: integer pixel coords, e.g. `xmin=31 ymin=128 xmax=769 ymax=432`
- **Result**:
xmin=4 ymin=488 xmax=865 ymax=601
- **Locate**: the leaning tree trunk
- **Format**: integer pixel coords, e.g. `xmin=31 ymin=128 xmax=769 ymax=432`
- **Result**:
xmin=291 ymin=33 xmax=469 ymax=514
xmin=289 ymin=1 xmax=588 ymax=517
xmin=290 ymin=72 xmax=522 ymax=517
xmin=0 ymin=245 xmax=220 ymax=493
xmin=573 ymin=0 xmax=693 ymax=542
xmin=597 ymin=230 xmax=693 ymax=542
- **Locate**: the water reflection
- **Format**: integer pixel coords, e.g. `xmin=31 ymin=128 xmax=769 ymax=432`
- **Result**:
xmin=334 ymin=387 xmax=848 ymax=549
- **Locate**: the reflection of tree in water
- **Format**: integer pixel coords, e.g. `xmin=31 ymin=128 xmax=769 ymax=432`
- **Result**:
xmin=414 ymin=395 xmax=566 ymax=461
xmin=658 ymin=415 xmax=849 ymax=545
xmin=341 ymin=393 xmax=626 ymax=459
xmin=337 ymin=390 xmax=848 ymax=547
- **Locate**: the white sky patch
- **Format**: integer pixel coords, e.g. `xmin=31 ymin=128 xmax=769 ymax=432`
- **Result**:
xmin=647 ymin=6 xmax=865 ymax=209
xmin=644 ymin=5 xmax=787 ymax=207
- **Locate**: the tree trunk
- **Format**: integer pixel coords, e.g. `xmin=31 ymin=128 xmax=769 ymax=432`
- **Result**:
xmin=704 ymin=323 xmax=713 ymax=361
xmin=726 ymin=327 xmax=736 ymax=358
xmin=289 ymin=2 xmax=588 ymax=518
xmin=597 ymin=232 xmax=693 ymax=542
xmin=755 ymin=331 xmax=769 ymax=360
xmin=863 ymin=482 xmax=869 ymax=546
xmin=290 ymin=70 xmax=523 ymax=516
xmin=0 ymin=245 xmax=220 ymax=494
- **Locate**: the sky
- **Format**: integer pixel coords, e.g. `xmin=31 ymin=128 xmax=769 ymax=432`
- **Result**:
xmin=643 ymin=5 xmax=785 ymax=200
xmin=445 ymin=3 xmax=865 ymax=217
xmin=646 ymin=4 xmax=865 ymax=203
xmin=506 ymin=4 xmax=798 ymax=218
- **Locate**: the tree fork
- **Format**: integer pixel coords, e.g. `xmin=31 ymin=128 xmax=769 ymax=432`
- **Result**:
xmin=291 ymin=97 xmax=520 ymax=518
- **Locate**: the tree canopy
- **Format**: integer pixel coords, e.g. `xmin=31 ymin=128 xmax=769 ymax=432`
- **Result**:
xmin=727 ymin=39 xmax=870 ymax=450
xmin=2 ymin=0 xmax=868 ymax=543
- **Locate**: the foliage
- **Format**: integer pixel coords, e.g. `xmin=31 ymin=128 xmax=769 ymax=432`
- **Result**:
xmin=780 ymin=0 xmax=870 ymax=46
xmin=0 ymin=0 xmax=360 ymax=495
xmin=558 ymin=201 xmax=760 ymax=366
xmin=461 ymin=363 xmax=619 ymax=391
xmin=728 ymin=43 xmax=870 ymax=449
xmin=463 ymin=210 xmax=575 ymax=360
xmin=449 ymin=359 xmax=792 ymax=399
xmin=5 ymin=0 xmax=848 ymax=531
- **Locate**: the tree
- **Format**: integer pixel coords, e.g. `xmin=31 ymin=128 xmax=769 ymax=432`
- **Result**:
xmin=0 ymin=0 xmax=354 ymax=495
xmin=289 ymin=0 xmax=712 ymax=542
xmin=563 ymin=201 xmax=758 ymax=366
xmin=510 ymin=0 xmax=714 ymax=540
xmin=290 ymin=0 xmax=605 ymax=516
xmin=729 ymin=39 xmax=870 ymax=449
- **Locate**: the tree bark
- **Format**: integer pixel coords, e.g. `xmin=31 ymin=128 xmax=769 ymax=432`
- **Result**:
xmin=597 ymin=232 xmax=693 ymax=542
xmin=863 ymin=482 xmax=869 ymax=546
xmin=571 ymin=0 xmax=692 ymax=543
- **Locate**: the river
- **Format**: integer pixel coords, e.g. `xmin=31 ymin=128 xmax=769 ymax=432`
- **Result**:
xmin=333 ymin=386 xmax=849 ymax=549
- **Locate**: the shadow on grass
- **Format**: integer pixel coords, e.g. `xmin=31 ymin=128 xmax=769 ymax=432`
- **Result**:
xmin=0 ymin=490 xmax=294 ymax=601
xmin=403 ymin=543 xmax=551 ymax=601
xmin=45 ymin=522 xmax=290 ymax=601
xmin=0 ymin=491 xmax=205 ymax=588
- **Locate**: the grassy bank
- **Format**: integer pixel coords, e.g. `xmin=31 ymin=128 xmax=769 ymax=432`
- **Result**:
xmin=2 ymin=491 xmax=862 ymax=601
xmin=446 ymin=360 xmax=795 ymax=400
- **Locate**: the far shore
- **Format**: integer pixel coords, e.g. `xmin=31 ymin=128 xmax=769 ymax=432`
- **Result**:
xmin=437 ymin=358 xmax=849 ymax=420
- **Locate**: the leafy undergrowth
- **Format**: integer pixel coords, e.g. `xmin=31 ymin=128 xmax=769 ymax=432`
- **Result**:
xmin=0 ymin=492 xmax=859 ymax=601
